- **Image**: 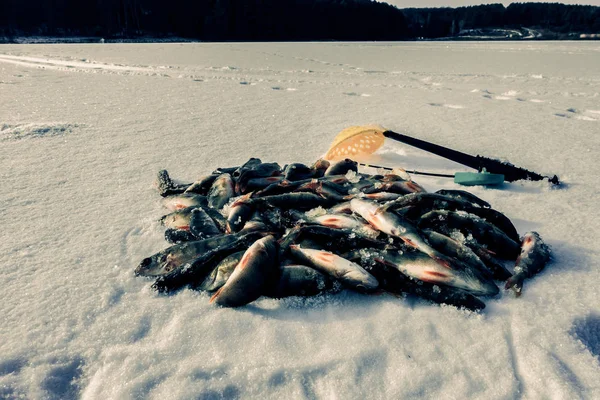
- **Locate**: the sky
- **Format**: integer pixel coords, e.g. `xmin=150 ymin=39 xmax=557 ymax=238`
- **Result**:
xmin=382 ymin=0 xmax=600 ymax=8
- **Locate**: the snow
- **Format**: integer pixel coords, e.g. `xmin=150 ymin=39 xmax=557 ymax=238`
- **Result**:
xmin=1 ymin=41 xmax=599 ymax=399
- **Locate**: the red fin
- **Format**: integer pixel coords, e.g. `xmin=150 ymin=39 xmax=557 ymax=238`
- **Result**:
xmin=424 ymin=271 xmax=448 ymax=278
xmin=316 ymin=252 xmax=335 ymax=263
xmin=209 ymin=287 xmax=223 ymax=304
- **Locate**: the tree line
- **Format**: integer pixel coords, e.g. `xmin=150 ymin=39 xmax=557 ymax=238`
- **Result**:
xmin=0 ymin=1 xmax=598 ymax=41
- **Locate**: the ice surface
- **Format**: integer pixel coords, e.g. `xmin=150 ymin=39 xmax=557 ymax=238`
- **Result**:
xmin=1 ymin=41 xmax=599 ymax=399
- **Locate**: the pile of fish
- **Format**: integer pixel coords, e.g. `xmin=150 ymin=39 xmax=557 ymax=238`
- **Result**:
xmin=135 ymin=157 xmax=551 ymax=311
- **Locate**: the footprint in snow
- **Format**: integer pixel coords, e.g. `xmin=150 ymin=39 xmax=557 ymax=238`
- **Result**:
xmin=343 ymin=92 xmax=371 ymax=97
xmin=555 ymin=108 xmax=598 ymax=121
xmin=428 ymin=103 xmax=464 ymax=109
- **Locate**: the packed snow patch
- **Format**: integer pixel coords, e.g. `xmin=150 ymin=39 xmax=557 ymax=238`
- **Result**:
xmin=0 ymin=122 xmax=81 ymax=141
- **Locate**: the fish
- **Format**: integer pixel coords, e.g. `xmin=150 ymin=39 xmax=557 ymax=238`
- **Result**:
xmin=208 ymin=173 xmax=235 ymax=210
xmin=236 ymin=162 xmax=282 ymax=193
xmin=371 ymin=248 xmax=499 ymax=297
xmin=380 ymin=193 xmax=519 ymax=243
xmin=418 ymin=210 xmax=520 ymax=260
xmin=135 ymin=230 xmax=266 ymax=277
xmin=152 ymin=231 xmax=270 ymax=293
xmin=210 ymin=235 xmax=279 ymax=307
xmin=161 ymin=206 xmax=223 ymax=242
xmin=184 ymin=174 xmax=220 ymax=195
xmin=435 ymin=189 xmax=491 ymax=208
xmin=278 ymin=225 xmax=388 ymax=260
xmin=421 ymin=229 xmax=493 ymax=280
xmin=362 ymin=180 xmax=426 ymax=195
xmin=251 ymin=192 xmax=335 ymax=210
xmin=243 ymin=176 xmax=285 ymax=192
xmin=226 ymin=194 xmax=255 ymax=233
xmin=164 ymin=229 xmax=197 ymax=244
xmin=155 ymin=169 xmax=192 ymax=197
xmin=189 ymin=207 xmax=222 ymax=239
xmin=345 ymin=250 xmax=485 ymax=311
xmin=283 ymin=163 xmax=314 ymax=181
xmin=311 ymin=159 xmax=330 ymax=178
xmin=231 ymin=158 xmax=262 ymax=180
xmin=505 ymin=231 xmax=551 ymax=296
xmin=379 ymin=192 xmax=472 ymax=215
xmin=350 ymin=198 xmax=453 ymax=267
xmin=289 ymin=245 xmax=379 ymax=292
xmin=266 ymin=265 xmax=332 ymax=298
xmin=196 ymin=251 xmax=245 ymax=292
xmin=162 ymin=193 xmax=208 ymax=212
xmin=160 ymin=206 xmax=198 ymax=231
xmin=287 ymin=209 xmax=379 ymax=239
xmin=324 ymin=158 xmax=358 ymax=176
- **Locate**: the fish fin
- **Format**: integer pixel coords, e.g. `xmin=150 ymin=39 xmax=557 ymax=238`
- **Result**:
xmin=504 ymin=274 xmax=524 ymax=297
xmin=209 ymin=287 xmax=224 ymax=304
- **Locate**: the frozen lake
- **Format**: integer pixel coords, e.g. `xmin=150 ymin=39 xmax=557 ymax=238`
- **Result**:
xmin=1 ymin=42 xmax=599 ymax=399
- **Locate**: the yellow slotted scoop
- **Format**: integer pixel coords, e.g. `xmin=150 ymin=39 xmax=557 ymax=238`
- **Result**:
xmin=324 ymin=125 xmax=386 ymax=161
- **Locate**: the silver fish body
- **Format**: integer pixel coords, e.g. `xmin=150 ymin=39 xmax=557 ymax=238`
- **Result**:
xmin=210 ymin=235 xmax=279 ymax=307
xmin=162 ymin=193 xmax=208 ymax=212
xmin=289 ymin=245 xmax=379 ymax=292
xmin=196 ymin=251 xmax=245 ymax=292
xmin=374 ymin=249 xmax=499 ymax=297
xmin=505 ymin=231 xmax=551 ymax=296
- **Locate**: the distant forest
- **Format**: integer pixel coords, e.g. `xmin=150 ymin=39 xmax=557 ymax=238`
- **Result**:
xmin=0 ymin=1 xmax=599 ymax=41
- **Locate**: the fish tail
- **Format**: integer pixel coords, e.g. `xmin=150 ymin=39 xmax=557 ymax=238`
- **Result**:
xmin=504 ymin=273 xmax=525 ymax=296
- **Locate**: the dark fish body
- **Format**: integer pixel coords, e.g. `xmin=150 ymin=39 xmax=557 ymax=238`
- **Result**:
xmin=162 ymin=193 xmax=208 ymax=212
xmin=324 ymin=159 xmax=358 ymax=176
xmin=189 ymin=207 xmax=222 ymax=239
xmin=266 ymin=265 xmax=332 ymax=298
xmin=164 ymin=228 xmax=197 ymax=244
xmin=380 ymin=192 xmax=472 ymax=215
xmin=460 ymin=206 xmax=520 ymax=244
xmin=184 ymin=174 xmax=219 ymax=195
xmin=196 ymin=251 xmax=245 ymax=292
xmin=284 ymin=163 xmax=314 ymax=181
xmin=243 ymin=176 xmax=285 ymax=192
xmin=232 ymin=158 xmax=262 ymax=180
xmin=422 ymin=230 xmax=493 ymax=280
xmin=208 ymin=173 xmax=235 ymax=210
xmin=237 ymin=162 xmax=282 ymax=193
xmin=505 ymin=231 xmax=551 ymax=296
xmin=252 ymin=193 xmax=334 ymax=210
xmin=135 ymin=231 xmax=266 ymax=277
xmin=156 ymin=169 xmax=192 ymax=197
xmin=461 ymin=242 xmax=512 ymax=281
xmin=211 ymin=236 xmax=279 ymax=307
xmin=419 ymin=210 xmax=520 ymax=260
xmin=435 ymin=189 xmax=491 ymax=208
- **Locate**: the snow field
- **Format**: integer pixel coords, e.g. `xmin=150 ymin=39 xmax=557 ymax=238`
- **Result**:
xmin=1 ymin=41 xmax=599 ymax=399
